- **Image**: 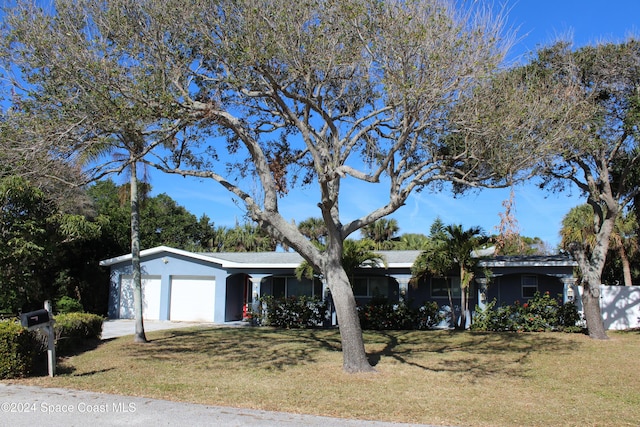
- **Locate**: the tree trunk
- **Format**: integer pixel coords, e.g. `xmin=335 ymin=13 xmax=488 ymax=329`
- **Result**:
xmin=459 ymin=286 xmax=467 ymax=330
xmin=447 ymin=279 xmax=456 ymax=329
xmin=619 ymin=247 xmax=633 ymax=286
xmin=325 ymin=267 xmax=375 ymax=373
xmin=573 ymin=247 xmax=608 ymax=340
xmin=130 ymin=161 xmax=148 ymax=343
xmin=581 ymin=277 xmax=608 ymax=340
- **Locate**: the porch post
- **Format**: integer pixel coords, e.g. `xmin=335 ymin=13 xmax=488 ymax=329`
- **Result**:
xmin=562 ymin=276 xmax=579 ymax=306
xmin=394 ymin=275 xmax=411 ymax=304
xmin=322 ymin=278 xmax=337 ymax=326
xmin=476 ymin=277 xmax=489 ymax=310
xmin=249 ymin=276 xmax=263 ymax=313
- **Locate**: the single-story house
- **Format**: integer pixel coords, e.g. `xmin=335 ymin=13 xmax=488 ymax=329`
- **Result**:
xmin=100 ymin=246 xmax=580 ymax=324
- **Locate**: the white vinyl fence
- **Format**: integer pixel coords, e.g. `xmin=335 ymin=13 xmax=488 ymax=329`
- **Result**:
xmin=599 ymin=285 xmax=640 ymax=330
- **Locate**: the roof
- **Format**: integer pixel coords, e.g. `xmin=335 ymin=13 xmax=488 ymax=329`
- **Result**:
xmin=479 ymin=255 xmax=578 ymax=268
xmin=99 ymin=246 xmax=575 ymax=270
xmin=99 ymin=246 xmax=421 ymax=269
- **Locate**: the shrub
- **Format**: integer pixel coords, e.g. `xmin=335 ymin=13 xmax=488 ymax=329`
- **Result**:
xmin=358 ymin=298 xmax=443 ymax=330
xmin=55 ymin=296 xmax=84 ymax=314
xmin=54 ymin=312 xmax=104 ymax=354
xmin=471 ymin=292 xmax=583 ymax=333
xmin=0 ymin=319 xmax=45 ymax=379
xmin=252 ymin=295 xmax=329 ymax=328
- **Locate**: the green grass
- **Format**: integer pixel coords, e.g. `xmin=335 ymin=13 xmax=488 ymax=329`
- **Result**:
xmin=6 ymin=327 xmax=640 ymax=426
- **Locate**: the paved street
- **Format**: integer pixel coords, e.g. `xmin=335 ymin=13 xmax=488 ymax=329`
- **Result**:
xmin=1 ymin=383 xmax=439 ymax=427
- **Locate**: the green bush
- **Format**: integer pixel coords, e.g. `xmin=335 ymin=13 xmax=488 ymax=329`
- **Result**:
xmin=54 ymin=312 xmax=104 ymax=354
xmin=252 ymin=295 xmax=329 ymax=328
xmin=471 ymin=292 xmax=583 ymax=333
xmin=0 ymin=320 xmax=45 ymax=379
xmin=358 ymin=298 xmax=443 ymax=330
xmin=55 ymin=296 xmax=84 ymax=314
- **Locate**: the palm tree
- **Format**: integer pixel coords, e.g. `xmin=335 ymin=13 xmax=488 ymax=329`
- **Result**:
xmin=396 ymin=233 xmax=430 ymax=250
xmin=220 ymin=222 xmax=278 ymax=252
xmin=297 ymin=217 xmax=328 ymax=246
xmin=412 ymin=219 xmax=487 ymax=329
xmin=296 ymin=239 xmax=386 ymax=286
xmin=361 ymin=219 xmax=400 ymax=250
xmin=562 ymin=205 xmax=638 ymax=286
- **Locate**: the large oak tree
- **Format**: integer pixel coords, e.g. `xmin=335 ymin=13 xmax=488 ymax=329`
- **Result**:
xmin=530 ymin=41 xmax=640 ymax=339
xmin=2 ymin=0 xmax=558 ymax=372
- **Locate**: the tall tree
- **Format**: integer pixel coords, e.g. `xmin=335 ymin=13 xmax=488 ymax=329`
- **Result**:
xmin=463 ymin=40 xmax=640 ymax=339
xmin=1 ymin=1 xmax=207 ymax=342
xmin=148 ymin=0 xmax=534 ymax=373
xmin=3 ymin=0 xmax=549 ymax=372
xmin=525 ymin=41 xmax=640 ymax=339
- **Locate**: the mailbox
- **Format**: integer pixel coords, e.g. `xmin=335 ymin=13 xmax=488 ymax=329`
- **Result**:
xmin=20 ymin=309 xmax=51 ymax=329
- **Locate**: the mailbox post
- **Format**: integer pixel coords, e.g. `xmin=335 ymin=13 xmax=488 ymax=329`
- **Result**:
xmin=20 ymin=301 xmax=56 ymax=377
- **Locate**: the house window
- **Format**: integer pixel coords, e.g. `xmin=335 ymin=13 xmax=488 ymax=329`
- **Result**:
xmin=522 ymin=275 xmax=538 ymax=298
xmin=270 ymin=276 xmax=319 ymax=298
xmin=431 ymin=277 xmax=461 ymax=298
xmin=353 ymin=276 xmax=389 ymax=298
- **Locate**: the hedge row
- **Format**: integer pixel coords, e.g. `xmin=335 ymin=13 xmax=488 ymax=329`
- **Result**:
xmin=0 ymin=312 xmax=104 ymax=379
xmin=251 ymin=295 xmax=329 ymax=328
xmin=358 ymin=298 xmax=443 ymax=330
xmin=54 ymin=312 xmax=104 ymax=355
xmin=471 ymin=291 xmax=583 ymax=332
xmin=0 ymin=320 xmax=44 ymax=379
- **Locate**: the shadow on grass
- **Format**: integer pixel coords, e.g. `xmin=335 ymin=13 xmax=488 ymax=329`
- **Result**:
xmin=125 ymin=327 xmax=338 ymax=371
xmin=73 ymin=325 xmax=585 ymax=378
xmin=366 ymin=330 xmax=580 ymax=380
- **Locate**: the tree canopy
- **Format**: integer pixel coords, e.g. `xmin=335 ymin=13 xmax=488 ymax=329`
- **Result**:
xmin=2 ymin=0 xmax=560 ymax=371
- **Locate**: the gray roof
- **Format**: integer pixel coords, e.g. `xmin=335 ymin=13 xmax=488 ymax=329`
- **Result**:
xmin=479 ymin=254 xmax=577 ymax=267
xmin=100 ymin=246 xmax=575 ymax=269
xmin=202 ymin=250 xmax=422 ymax=268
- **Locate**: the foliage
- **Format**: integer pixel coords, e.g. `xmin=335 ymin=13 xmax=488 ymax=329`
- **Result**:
xmin=55 ymin=296 xmax=84 ymax=314
xmin=0 ymin=176 xmax=103 ymax=313
xmin=0 ymin=319 xmax=44 ymax=379
xmin=471 ymin=292 xmax=583 ymax=333
xmin=251 ymin=296 xmax=329 ymax=329
xmin=295 ymin=238 xmax=386 ymax=282
xmin=53 ymin=312 xmax=104 ymax=354
xmin=412 ymin=218 xmax=489 ymax=329
xmin=0 ymin=0 xmax=543 ymax=372
xmin=358 ymin=298 xmax=442 ymax=330
xmin=360 ymin=219 xmax=400 ymax=250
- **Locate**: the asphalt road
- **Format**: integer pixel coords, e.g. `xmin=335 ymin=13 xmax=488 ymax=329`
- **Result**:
xmin=0 ymin=320 xmax=443 ymax=427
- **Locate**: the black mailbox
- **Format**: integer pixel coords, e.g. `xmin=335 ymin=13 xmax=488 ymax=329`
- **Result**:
xmin=20 ymin=309 xmax=51 ymax=329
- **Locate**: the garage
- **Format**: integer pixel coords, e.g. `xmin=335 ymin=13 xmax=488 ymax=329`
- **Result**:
xmin=119 ymin=275 xmax=161 ymax=320
xmin=169 ymin=276 xmax=216 ymax=322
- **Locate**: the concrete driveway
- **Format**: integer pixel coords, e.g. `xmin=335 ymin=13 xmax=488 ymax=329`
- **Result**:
xmin=101 ymin=319 xmax=224 ymax=339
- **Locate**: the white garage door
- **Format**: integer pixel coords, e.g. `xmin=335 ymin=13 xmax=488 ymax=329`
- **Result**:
xmin=119 ymin=275 xmax=161 ymax=320
xmin=169 ymin=276 xmax=216 ymax=322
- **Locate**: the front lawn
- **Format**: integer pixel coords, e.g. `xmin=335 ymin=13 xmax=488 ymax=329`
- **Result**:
xmin=6 ymin=327 xmax=640 ymax=426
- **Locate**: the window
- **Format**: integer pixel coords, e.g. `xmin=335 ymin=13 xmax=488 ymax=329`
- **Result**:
xmin=269 ymin=276 xmax=320 ymax=298
xmin=431 ymin=277 xmax=461 ymax=298
xmin=522 ymin=275 xmax=538 ymax=298
xmin=353 ymin=277 xmax=389 ymax=298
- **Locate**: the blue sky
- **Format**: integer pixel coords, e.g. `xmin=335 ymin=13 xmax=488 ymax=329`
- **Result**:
xmin=146 ymin=1 xmax=640 ymax=249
